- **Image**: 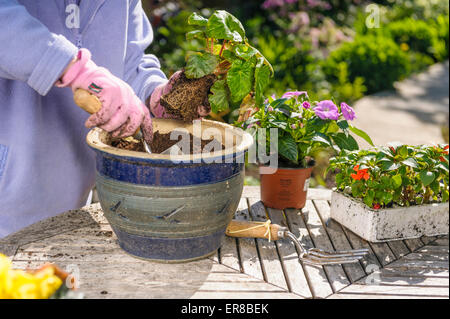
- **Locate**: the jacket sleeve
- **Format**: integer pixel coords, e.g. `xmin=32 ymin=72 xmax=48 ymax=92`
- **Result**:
xmin=123 ymin=0 xmax=167 ymax=103
xmin=0 ymin=0 xmax=78 ymax=96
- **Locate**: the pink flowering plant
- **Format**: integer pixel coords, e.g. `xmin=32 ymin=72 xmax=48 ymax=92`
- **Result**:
xmin=329 ymin=143 xmax=450 ymax=209
xmin=241 ymin=91 xmax=373 ymax=167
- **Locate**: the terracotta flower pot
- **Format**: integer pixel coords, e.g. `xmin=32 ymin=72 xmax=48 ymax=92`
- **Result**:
xmin=260 ymin=165 xmax=314 ymax=210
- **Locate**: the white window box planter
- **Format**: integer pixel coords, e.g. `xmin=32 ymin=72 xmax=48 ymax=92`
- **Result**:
xmin=330 ymin=190 xmax=449 ymax=243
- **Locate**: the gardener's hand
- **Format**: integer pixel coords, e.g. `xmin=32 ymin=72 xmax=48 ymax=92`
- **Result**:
xmin=149 ymin=71 xmax=210 ymax=119
xmin=56 ymin=49 xmax=153 ymax=143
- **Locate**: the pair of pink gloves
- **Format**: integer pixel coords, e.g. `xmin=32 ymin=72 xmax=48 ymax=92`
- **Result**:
xmin=57 ymin=49 xmax=209 ymax=143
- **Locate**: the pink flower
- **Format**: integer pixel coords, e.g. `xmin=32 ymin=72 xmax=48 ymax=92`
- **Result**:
xmin=314 ymin=100 xmax=340 ymax=120
xmin=341 ymin=102 xmax=356 ymax=121
xmin=290 ymin=124 xmax=297 ymax=130
xmin=282 ymin=91 xmax=308 ymax=99
xmin=302 ymin=101 xmax=311 ymax=109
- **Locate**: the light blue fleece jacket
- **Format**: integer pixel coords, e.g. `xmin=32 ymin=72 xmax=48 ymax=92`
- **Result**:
xmin=0 ymin=0 xmax=167 ymax=237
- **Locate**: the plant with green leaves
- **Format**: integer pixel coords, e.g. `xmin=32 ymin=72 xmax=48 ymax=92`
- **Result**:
xmin=183 ymin=10 xmax=273 ymax=114
xmin=329 ymin=143 xmax=450 ymax=209
xmin=241 ymin=92 xmax=373 ymax=168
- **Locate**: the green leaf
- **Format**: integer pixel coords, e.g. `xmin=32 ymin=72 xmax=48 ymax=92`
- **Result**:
xmin=222 ymin=50 xmax=238 ymax=63
xmin=279 ymin=135 xmax=298 ymax=163
xmin=349 ymin=125 xmax=374 ymax=146
xmin=332 ymin=133 xmax=359 ymax=151
xmin=419 ymin=171 xmax=436 ymax=186
xmin=185 ymin=52 xmax=219 ymax=79
xmin=392 ymin=174 xmax=403 ymax=189
xmin=207 ymin=10 xmax=245 ymax=42
xmin=402 ymin=158 xmax=419 ymax=168
xmin=337 ymin=120 xmax=349 ymax=131
xmin=232 ymin=44 xmax=258 ymax=60
xmin=311 ymin=132 xmax=332 ymax=146
xmin=227 ymin=59 xmax=254 ymax=103
xmin=254 ymin=58 xmax=271 ymax=106
xmin=208 ymin=80 xmax=229 ymax=113
xmin=188 ymin=13 xmax=208 ymax=26
xmin=381 ymin=160 xmax=400 ymax=171
xmin=186 ymin=30 xmax=206 ymax=41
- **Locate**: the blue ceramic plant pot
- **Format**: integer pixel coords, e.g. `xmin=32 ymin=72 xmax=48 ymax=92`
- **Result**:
xmin=87 ymin=119 xmax=253 ymax=262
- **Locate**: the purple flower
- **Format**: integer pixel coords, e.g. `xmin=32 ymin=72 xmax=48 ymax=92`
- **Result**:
xmin=314 ymin=100 xmax=340 ymax=120
xmin=302 ymin=101 xmax=311 ymax=109
xmin=290 ymin=124 xmax=297 ymax=130
xmin=282 ymin=91 xmax=308 ymax=99
xmin=340 ymin=102 xmax=356 ymax=121
xmin=267 ymin=106 xmax=274 ymax=112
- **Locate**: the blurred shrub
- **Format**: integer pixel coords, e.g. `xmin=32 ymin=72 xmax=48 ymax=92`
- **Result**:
xmin=323 ymin=35 xmax=410 ymax=94
xmin=432 ymin=14 xmax=450 ymax=61
xmin=382 ymin=18 xmax=438 ymax=59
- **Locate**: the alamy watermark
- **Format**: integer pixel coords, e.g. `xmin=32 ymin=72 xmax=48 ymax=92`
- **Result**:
xmin=65 ymin=4 xmax=80 ymax=29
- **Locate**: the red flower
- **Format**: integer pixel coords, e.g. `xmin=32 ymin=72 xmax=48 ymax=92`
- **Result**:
xmin=351 ymin=165 xmax=370 ymax=181
xmin=390 ymin=147 xmax=396 ymax=154
xmin=440 ymin=156 xmax=447 ymax=163
xmin=373 ymin=203 xmax=381 ymax=210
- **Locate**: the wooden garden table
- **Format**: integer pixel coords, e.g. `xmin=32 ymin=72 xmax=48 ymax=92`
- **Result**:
xmin=1 ymin=186 xmax=448 ymax=299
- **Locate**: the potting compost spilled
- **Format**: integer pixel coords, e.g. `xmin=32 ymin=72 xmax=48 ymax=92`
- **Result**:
xmin=111 ymin=131 xmax=224 ymax=154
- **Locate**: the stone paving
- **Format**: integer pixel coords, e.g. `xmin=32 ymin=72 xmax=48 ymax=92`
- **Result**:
xmin=353 ymin=61 xmax=449 ymax=147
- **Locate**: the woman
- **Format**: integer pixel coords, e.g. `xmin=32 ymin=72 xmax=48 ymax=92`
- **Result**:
xmin=0 ymin=0 xmax=207 ymax=237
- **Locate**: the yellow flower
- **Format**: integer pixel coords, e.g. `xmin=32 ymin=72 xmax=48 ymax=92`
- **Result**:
xmin=0 ymin=254 xmax=63 ymax=299
xmin=400 ymin=43 xmax=410 ymax=52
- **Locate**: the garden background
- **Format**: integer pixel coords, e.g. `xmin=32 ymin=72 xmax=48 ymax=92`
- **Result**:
xmin=142 ymin=0 xmax=449 ymax=186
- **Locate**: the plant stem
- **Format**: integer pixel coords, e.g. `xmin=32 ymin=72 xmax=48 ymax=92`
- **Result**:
xmin=219 ymin=40 xmax=226 ymax=57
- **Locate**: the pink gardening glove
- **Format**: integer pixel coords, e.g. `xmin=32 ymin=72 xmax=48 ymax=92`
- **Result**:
xmin=56 ymin=49 xmax=153 ymax=142
xmin=149 ymin=71 xmax=210 ymax=119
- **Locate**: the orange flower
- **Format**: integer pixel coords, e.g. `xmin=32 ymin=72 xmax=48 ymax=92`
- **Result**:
xmin=351 ymin=165 xmax=370 ymax=181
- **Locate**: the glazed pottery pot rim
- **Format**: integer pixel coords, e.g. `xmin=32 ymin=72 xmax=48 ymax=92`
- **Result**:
xmin=87 ymin=119 xmax=254 ymax=162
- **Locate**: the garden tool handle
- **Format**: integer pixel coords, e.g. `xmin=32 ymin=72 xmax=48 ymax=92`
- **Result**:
xmin=74 ymin=88 xmax=102 ymax=114
xmin=73 ymin=89 xmax=142 ymax=136
xmin=226 ymin=220 xmax=287 ymax=241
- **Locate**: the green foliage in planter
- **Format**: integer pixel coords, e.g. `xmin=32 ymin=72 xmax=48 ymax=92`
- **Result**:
xmin=241 ymin=93 xmax=373 ymax=168
xmin=323 ymin=35 xmax=410 ymax=94
xmin=184 ymin=10 xmax=273 ymax=113
xmin=329 ymin=143 xmax=450 ymax=209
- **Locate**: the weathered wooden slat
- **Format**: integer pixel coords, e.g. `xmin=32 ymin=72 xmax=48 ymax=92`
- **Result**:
xmin=247 ymin=199 xmax=289 ymax=291
xmin=403 ymin=252 xmax=449 ymax=262
xmin=403 ymin=238 xmax=425 ymax=252
xmin=378 ymin=268 xmax=449 ymax=278
xmin=265 ymin=207 xmax=313 ymax=299
xmin=219 ymin=236 xmax=241 ymax=273
xmin=429 ymin=238 xmax=449 ymax=246
xmin=367 ymin=242 xmax=396 ymax=267
xmin=242 ymin=186 xmax=260 ymax=200
xmin=417 ymin=246 xmax=449 ymax=254
xmin=337 ymin=283 xmax=449 ymax=297
xmin=357 ymin=276 xmax=448 ymax=287
xmin=234 ymin=198 xmax=265 ymax=281
xmin=0 ymin=204 xmax=106 ymax=247
xmin=421 ymin=236 xmax=437 ymax=245
xmin=388 ymin=259 xmax=449 ymax=270
xmin=284 ymin=206 xmax=334 ymax=299
xmin=386 ymin=240 xmax=411 ymax=259
xmin=0 ymin=244 xmax=18 ymax=258
xmin=303 ymin=200 xmax=350 ymax=292
xmin=340 ymin=226 xmax=381 ymax=270
xmin=312 ymin=199 xmax=367 ymax=284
